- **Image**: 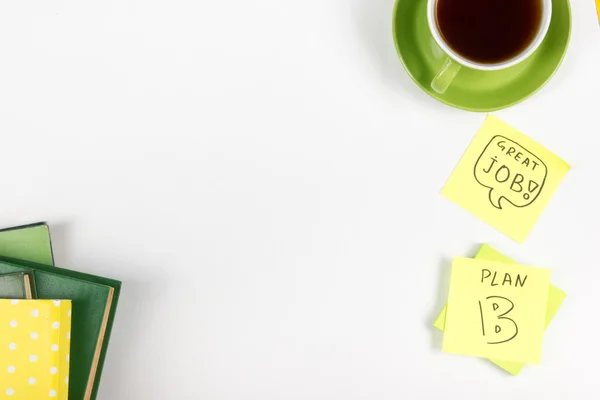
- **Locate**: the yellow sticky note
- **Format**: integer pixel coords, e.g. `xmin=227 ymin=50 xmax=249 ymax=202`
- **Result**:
xmin=0 ymin=299 xmax=72 ymax=399
xmin=433 ymin=244 xmax=567 ymax=375
xmin=441 ymin=115 xmax=570 ymax=243
xmin=442 ymin=257 xmax=551 ymax=364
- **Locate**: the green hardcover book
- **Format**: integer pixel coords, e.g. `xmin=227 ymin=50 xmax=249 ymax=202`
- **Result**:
xmin=0 ymin=222 xmax=54 ymax=299
xmin=0 ymin=222 xmax=55 ymax=265
xmin=0 ymin=271 xmax=36 ymax=299
xmin=0 ymin=257 xmax=121 ymax=400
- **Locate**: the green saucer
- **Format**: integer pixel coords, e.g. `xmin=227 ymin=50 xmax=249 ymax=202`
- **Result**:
xmin=392 ymin=0 xmax=571 ymax=112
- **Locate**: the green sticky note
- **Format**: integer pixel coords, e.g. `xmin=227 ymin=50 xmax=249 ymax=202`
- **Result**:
xmin=0 ymin=223 xmax=54 ymax=265
xmin=434 ymin=244 xmax=567 ymax=375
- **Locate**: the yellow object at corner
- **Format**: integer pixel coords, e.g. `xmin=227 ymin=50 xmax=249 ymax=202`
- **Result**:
xmin=0 ymin=299 xmax=71 ymax=399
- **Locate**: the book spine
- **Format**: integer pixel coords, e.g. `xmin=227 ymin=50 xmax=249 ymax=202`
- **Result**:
xmin=57 ymin=301 xmax=72 ymax=400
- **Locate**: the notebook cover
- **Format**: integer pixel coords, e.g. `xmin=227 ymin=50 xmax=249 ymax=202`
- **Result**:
xmin=0 ymin=258 xmax=120 ymax=400
xmin=0 ymin=299 xmax=72 ymax=399
xmin=0 ymin=223 xmax=55 ymax=266
xmin=0 ymin=272 xmax=36 ymax=299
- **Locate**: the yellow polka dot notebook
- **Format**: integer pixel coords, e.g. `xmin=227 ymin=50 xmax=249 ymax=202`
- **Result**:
xmin=1 ymin=299 xmax=71 ymax=399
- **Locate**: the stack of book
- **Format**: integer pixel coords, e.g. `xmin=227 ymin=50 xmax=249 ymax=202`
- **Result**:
xmin=0 ymin=223 xmax=120 ymax=399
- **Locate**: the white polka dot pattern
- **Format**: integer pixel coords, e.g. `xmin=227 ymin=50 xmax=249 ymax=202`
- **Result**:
xmin=1 ymin=299 xmax=72 ymax=399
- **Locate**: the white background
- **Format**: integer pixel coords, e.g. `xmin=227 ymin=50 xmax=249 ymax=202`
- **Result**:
xmin=0 ymin=0 xmax=599 ymax=399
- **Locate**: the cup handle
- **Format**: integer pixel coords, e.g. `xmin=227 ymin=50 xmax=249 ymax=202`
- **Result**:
xmin=431 ymin=58 xmax=461 ymax=94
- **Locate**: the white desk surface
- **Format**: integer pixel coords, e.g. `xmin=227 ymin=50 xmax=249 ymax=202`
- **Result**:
xmin=1 ymin=1 xmax=599 ymax=399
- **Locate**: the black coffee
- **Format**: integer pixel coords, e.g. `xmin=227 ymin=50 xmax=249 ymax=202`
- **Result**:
xmin=436 ymin=0 xmax=543 ymax=64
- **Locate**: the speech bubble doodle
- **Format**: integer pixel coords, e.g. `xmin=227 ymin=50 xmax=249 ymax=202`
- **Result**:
xmin=474 ymin=135 xmax=547 ymax=210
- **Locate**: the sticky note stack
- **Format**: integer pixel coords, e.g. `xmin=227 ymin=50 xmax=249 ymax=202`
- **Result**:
xmin=0 ymin=223 xmax=121 ymax=400
xmin=434 ymin=244 xmax=566 ymax=375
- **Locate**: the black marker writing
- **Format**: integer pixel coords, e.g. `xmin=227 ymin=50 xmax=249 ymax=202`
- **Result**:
xmin=483 ymin=156 xmax=497 ymax=174
xmin=474 ymin=135 xmax=547 ymax=209
xmin=481 ymin=269 xmax=528 ymax=288
xmin=479 ymin=296 xmax=518 ymax=344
